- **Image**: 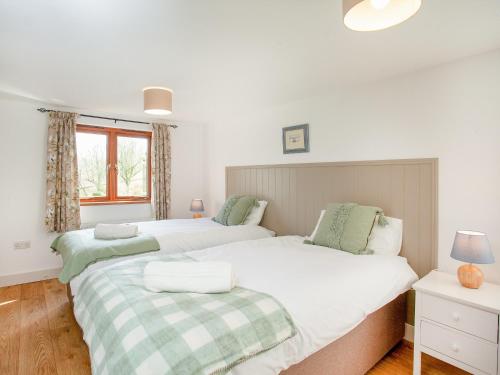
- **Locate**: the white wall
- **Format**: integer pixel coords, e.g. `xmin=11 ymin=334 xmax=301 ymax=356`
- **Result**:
xmin=0 ymin=97 xmax=205 ymax=281
xmin=205 ymin=49 xmax=500 ymax=284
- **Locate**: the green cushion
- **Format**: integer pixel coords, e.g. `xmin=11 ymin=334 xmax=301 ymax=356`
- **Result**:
xmin=311 ymin=202 xmax=384 ymax=254
xmin=213 ymin=195 xmax=241 ymax=225
xmin=213 ymin=195 xmax=258 ymax=226
xmin=227 ymin=196 xmax=258 ymax=226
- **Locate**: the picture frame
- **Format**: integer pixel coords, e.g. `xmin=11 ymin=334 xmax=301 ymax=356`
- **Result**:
xmin=282 ymin=124 xmax=310 ymax=154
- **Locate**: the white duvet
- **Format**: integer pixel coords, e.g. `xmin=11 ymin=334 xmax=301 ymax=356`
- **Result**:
xmin=186 ymin=236 xmax=418 ymax=374
xmin=69 ymin=218 xmax=274 ymax=295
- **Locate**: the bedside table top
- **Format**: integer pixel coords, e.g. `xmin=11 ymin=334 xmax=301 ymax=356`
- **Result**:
xmin=413 ymin=270 xmax=500 ymax=314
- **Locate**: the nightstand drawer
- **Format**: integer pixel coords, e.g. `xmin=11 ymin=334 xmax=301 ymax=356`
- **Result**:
xmin=421 ymin=320 xmax=498 ymax=375
xmin=422 ymin=293 xmax=498 ymax=343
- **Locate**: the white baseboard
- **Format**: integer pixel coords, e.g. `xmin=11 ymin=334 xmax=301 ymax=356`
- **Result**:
xmin=404 ymin=322 xmax=414 ymax=342
xmin=0 ymin=267 xmax=62 ymax=288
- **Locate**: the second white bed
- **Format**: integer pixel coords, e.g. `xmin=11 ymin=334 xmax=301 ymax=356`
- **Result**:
xmin=69 ymin=218 xmax=274 ymax=295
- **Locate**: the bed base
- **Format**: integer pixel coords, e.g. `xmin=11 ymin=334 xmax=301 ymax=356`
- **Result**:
xmin=281 ymin=293 xmax=406 ymax=375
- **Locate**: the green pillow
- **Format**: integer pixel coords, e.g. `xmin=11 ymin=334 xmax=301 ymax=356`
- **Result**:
xmin=227 ymin=196 xmax=259 ymax=226
xmin=213 ymin=195 xmax=240 ymax=225
xmin=212 ymin=195 xmax=258 ymax=226
xmin=310 ymin=202 xmax=385 ymax=254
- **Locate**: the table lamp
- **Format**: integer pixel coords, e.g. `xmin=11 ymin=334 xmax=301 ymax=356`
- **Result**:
xmin=190 ymin=199 xmax=204 ymax=219
xmin=450 ymin=230 xmax=495 ymax=289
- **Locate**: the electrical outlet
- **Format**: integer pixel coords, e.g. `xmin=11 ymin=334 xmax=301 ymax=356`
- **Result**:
xmin=14 ymin=240 xmax=31 ymax=250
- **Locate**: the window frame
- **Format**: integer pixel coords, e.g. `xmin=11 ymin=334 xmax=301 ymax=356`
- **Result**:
xmin=76 ymin=124 xmax=152 ymax=206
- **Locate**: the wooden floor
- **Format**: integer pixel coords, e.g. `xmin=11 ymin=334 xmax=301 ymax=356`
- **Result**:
xmin=0 ymin=280 xmax=469 ymax=375
xmin=368 ymin=342 xmax=468 ymax=375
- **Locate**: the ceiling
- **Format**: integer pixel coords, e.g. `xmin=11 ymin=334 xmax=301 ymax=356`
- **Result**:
xmin=1 ymin=0 xmax=500 ymax=122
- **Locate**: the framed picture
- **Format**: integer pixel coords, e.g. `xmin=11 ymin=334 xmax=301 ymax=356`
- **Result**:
xmin=282 ymin=124 xmax=309 ymax=154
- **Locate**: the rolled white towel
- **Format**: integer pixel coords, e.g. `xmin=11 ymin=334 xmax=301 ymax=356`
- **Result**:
xmin=144 ymin=261 xmax=236 ymax=293
xmin=94 ymin=223 xmax=139 ymax=240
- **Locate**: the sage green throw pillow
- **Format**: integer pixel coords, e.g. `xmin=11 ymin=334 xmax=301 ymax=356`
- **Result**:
xmin=227 ymin=196 xmax=258 ymax=226
xmin=213 ymin=195 xmax=258 ymax=226
xmin=213 ymin=195 xmax=241 ymax=225
xmin=310 ymin=202 xmax=387 ymax=255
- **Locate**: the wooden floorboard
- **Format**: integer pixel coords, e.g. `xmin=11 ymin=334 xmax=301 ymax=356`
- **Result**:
xmin=18 ymin=295 xmax=58 ymax=375
xmin=0 ymin=285 xmax=22 ymax=375
xmin=0 ymin=279 xmax=471 ymax=375
xmin=20 ymin=282 xmax=45 ymax=300
xmin=367 ymin=341 xmax=469 ymax=375
xmin=43 ymin=279 xmax=91 ymax=375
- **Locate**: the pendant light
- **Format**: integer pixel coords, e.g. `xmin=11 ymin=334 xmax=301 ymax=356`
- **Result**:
xmin=343 ymin=0 xmax=421 ymax=31
xmin=143 ymin=87 xmax=172 ymax=115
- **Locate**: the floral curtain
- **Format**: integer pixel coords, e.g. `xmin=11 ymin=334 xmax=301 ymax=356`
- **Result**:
xmin=45 ymin=111 xmax=81 ymax=232
xmin=152 ymin=123 xmax=172 ymax=220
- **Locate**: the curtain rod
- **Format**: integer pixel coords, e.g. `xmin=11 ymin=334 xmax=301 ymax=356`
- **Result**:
xmin=37 ymin=108 xmax=178 ymax=128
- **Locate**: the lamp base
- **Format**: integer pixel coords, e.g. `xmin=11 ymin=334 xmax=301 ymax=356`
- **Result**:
xmin=192 ymin=213 xmax=203 ymax=219
xmin=457 ymin=263 xmax=484 ymax=289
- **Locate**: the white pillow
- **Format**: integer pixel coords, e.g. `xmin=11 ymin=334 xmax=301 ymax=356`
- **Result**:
xmin=367 ymin=216 xmax=403 ymax=256
xmin=243 ymin=201 xmax=268 ymax=225
xmin=305 ymin=210 xmax=326 ymax=241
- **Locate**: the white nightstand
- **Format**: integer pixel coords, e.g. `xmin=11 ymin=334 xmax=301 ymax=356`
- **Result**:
xmin=413 ymin=271 xmax=500 ymax=375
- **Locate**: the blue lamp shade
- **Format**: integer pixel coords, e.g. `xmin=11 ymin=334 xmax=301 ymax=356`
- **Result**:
xmin=190 ymin=199 xmax=204 ymax=213
xmin=450 ymin=231 xmax=495 ymax=265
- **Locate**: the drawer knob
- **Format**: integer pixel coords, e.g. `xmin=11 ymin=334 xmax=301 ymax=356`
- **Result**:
xmin=451 ymin=343 xmax=459 ymax=353
xmin=451 ymin=312 xmax=460 ymax=322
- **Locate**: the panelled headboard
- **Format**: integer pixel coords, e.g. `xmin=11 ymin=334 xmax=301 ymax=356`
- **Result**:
xmin=226 ymin=158 xmax=438 ymax=277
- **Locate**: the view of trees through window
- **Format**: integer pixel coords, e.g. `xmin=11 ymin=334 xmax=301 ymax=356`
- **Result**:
xmin=76 ymin=126 xmax=150 ymax=203
xmin=117 ymin=136 xmax=148 ymax=196
xmin=77 ymin=132 xmax=107 ymax=198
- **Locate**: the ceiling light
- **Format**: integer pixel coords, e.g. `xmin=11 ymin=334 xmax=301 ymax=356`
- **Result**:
xmin=143 ymin=87 xmax=172 ymax=115
xmin=343 ymin=0 xmax=422 ymax=31
xmin=370 ymin=0 xmax=390 ymax=10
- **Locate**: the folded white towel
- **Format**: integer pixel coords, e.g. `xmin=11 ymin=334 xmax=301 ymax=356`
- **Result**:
xmin=143 ymin=261 xmax=236 ymax=293
xmin=94 ymin=223 xmax=139 ymax=240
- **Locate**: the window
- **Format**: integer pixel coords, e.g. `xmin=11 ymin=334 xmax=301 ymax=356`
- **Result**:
xmin=76 ymin=125 xmax=151 ymax=205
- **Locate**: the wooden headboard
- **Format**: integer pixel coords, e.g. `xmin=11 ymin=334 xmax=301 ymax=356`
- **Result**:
xmin=226 ymin=158 xmax=438 ymax=278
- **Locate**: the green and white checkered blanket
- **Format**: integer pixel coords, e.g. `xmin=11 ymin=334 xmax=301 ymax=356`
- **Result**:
xmin=74 ymin=254 xmax=296 ymax=375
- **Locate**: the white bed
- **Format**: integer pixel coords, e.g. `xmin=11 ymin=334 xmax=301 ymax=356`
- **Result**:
xmin=188 ymin=236 xmax=418 ymax=374
xmin=69 ymin=218 xmax=274 ymax=295
xmin=74 ymin=235 xmax=417 ymax=374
